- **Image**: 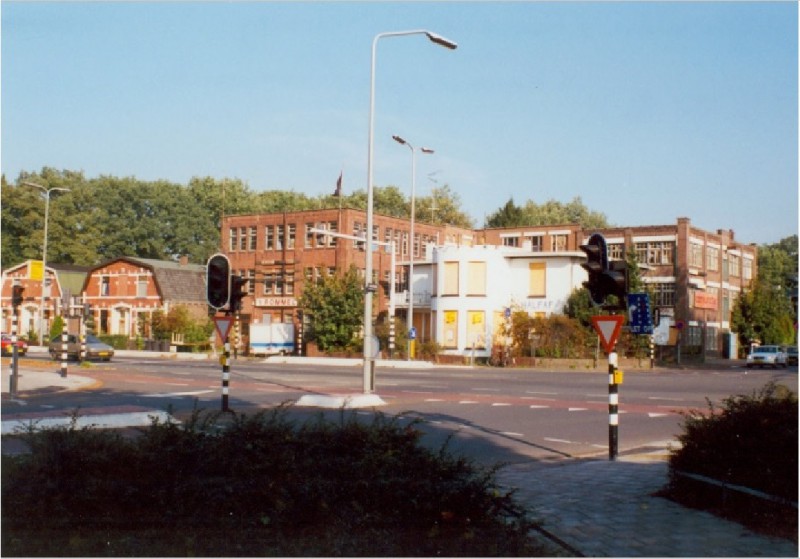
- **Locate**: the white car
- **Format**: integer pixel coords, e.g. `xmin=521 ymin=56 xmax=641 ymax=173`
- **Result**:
xmin=746 ymin=345 xmax=787 ymax=369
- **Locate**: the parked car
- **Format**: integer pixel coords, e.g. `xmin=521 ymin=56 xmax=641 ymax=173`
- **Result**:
xmin=1 ymin=333 xmax=28 ymax=357
xmin=745 ymin=345 xmax=787 ymax=369
xmin=49 ymin=334 xmax=114 ymax=362
xmin=786 ymin=346 xmax=798 ymax=367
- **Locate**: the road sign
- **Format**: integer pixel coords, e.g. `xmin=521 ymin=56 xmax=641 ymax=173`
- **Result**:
xmin=29 ymin=260 xmax=44 ymax=281
xmin=214 ymin=316 xmax=234 ymax=341
xmin=591 ymin=315 xmax=625 ymax=353
xmin=408 ymin=327 xmax=417 ymax=340
xmin=627 ymin=293 xmax=653 ymax=334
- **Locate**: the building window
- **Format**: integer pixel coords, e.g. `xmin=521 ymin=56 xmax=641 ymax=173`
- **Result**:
xmin=443 ymin=310 xmax=458 ymax=348
xmin=263 ymin=273 xmax=274 ymax=295
xmin=466 ymin=261 xmax=486 ymax=296
xmin=353 ymin=222 xmax=366 ymax=250
xmin=101 ymin=276 xmax=110 ymax=296
xmin=239 ymin=227 xmax=247 ymax=251
xmin=743 ymin=258 xmax=753 ymax=281
xmin=137 ymin=277 xmax=148 ymax=298
xmin=305 ymin=224 xmax=314 ymax=248
xmin=247 ymin=269 xmax=256 ymax=294
xmin=275 ymin=225 xmax=284 ymax=251
xmin=285 ymin=275 xmax=294 ymax=295
xmin=467 ymin=311 xmax=485 ymax=348
xmin=413 ymin=233 xmax=421 ymax=258
xmin=651 ymin=282 xmax=675 ymax=307
xmin=689 ymin=243 xmax=703 ymax=268
xmin=551 ymin=235 xmax=567 ymax=251
xmin=287 ymin=224 xmax=296 ymax=249
xmin=249 ymin=227 xmax=257 ymax=251
xmin=502 ymin=236 xmax=519 ymax=247
xmin=229 ymin=228 xmax=238 ymax=251
xmin=636 ymin=241 xmax=674 ymax=265
xmin=265 ymin=226 xmax=275 ymax=250
xmin=607 ymin=243 xmax=624 ymax=261
xmin=528 ymin=262 xmax=546 ymax=297
xmin=443 ymin=261 xmax=459 ymax=296
xmin=707 ymin=246 xmax=719 ymax=271
xmin=728 ymin=254 xmax=740 ymax=278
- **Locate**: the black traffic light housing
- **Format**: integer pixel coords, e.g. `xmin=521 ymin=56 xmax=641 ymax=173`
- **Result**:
xmin=11 ymin=285 xmax=24 ymax=310
xmin=229 ymin=275 xmax=249 ymax=313
xmin=580 ymin=233 xmax=608 ymax=306
xmin=207 ymin=254 xmax=231 ymax=310
xmin=580 ymin=233 xmax=628 ymax=308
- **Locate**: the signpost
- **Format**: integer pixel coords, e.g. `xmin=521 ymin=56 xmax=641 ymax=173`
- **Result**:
xmin=591 ymin=314 xmax=625 ymax=460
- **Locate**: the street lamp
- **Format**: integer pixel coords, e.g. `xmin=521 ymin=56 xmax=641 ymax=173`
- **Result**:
xmin=392 ymin=135 xmax=434 ymax=360
xmin=23 ymin=181 xmax=71 ymax=346
xmin=363 ymin=29 xmax=457 ymax=393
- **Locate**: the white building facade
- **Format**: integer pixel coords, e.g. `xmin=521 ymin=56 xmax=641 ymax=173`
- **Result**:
xmin=412 ymin=244 xmax=588 ymax=358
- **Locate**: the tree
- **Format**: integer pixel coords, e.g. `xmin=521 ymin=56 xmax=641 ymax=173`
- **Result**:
xmin=486 ymin=198 xmax=525 ymax=228
xmin=486 ymin=196 xmax=610 ymax=229
xmin=299 ymin=266 xmax=364 ymax=352
xmin=732 ymin=279 xmax=795 ymax=347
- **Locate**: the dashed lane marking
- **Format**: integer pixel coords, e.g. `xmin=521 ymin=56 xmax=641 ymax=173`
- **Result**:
xmin=141 ymin=390 xmax=215 ymax=398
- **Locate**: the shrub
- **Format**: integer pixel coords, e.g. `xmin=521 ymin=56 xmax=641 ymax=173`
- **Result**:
xmin=2 ymin=407 xmax=550 ymax=557
xmin=664 ymin=382 xmax=797 ymax=539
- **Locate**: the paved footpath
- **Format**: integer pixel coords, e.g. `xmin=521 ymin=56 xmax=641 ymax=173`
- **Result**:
xmin=496 ymin=457 xmax=798 ymax=557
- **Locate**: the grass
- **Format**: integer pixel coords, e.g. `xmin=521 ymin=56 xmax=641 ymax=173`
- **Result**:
xmin=2 ymin=406 xmax=556 ymax=557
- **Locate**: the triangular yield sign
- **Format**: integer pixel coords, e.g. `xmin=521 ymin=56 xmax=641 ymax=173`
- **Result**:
xmin=214 ymin=316 xmax=234 ymax=341
xmin=591 ymin=315 xmax=625 ymax=353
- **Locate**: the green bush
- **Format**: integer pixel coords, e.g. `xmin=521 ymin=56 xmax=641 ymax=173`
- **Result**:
xmin=2 ymin=407 xmax=549 ymax=557
xmin=665 ymin=382 xmax=797 ymax=540
xmin=668 ymin=382 xmax=797 ymax=501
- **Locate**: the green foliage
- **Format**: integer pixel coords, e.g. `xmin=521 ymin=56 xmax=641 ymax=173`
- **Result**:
xmin=505 ymin=310 xmax=590 ymax=359
xmin=669 ymin=382 xmax=798 ymax=502
xmin=486 ymin=196 xmax=609 ymax=229
xmin=2 ymin=407 xmax=547 ymax=557
xmin=98 ymin=335 xmax=129 ymax=350
xmin=49 ymin=316 xmax=66 ymax=340
xmin=149 ymin=306 xmax=212 ymax=342
xmin=299 ymin=266 xmax=364 ymax=352
xmin=732 ymin=279 xmax=795 ymax=345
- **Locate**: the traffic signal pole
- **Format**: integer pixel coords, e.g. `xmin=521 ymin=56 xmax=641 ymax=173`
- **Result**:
xmin=608 ymin=349 xmax=619 ymax=461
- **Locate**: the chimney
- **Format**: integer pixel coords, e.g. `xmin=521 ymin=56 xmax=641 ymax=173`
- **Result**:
xmin=179 ymin=255 xmax=189 ymax=266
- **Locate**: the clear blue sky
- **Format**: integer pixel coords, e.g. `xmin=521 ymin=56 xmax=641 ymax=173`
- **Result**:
xmin=3 ymin=1 xmax=797 ymax=245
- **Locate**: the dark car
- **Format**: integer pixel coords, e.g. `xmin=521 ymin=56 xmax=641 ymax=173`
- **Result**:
xmin=1 ymin=333 xmax=28 ymax=357
xmin=49 ymin=334 xmax=114 ymax=361
xmin=786 ymin=346 xmax=798 ymax=367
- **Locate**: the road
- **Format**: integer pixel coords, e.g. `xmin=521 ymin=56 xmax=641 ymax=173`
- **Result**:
xmin=4 ymin=354 xmax=797 ymax=465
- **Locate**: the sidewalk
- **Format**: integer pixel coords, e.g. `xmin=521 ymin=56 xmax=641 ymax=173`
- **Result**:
xmin=2 ymin=356 xmax=796 ymax=556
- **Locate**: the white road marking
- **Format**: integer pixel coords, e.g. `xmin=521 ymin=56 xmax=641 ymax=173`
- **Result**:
xmin=529 ymin=405 xmax=550 ymax=409
xmin=459 ymin=400 xmax=479 ymax=404
xmin=492 ymin=402 xmax=512 ymax=407
xmin=648 ymin=396 xmax=685 ymax=401
xmin=500 ymin=432 xmax=524 ymax=437
xmin=544 ymin=437 xmax=572 ymax=444
xmin=521 ymin=396 xmax=557 ymax=401
xmin=424 ymin=398 xmax=445 ymax=402
xmin=568 ymin=407 xmax=588 ymax=412
xmin=526 ymin=390 xmax=558 ymax=395
xmin=648 ymin=413 xmax=671 ymax=418
xmin=142 ymin=390 xmax=214 ymax=398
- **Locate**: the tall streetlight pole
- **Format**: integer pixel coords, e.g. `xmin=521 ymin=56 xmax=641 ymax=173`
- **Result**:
xmin=363 ymin=29 xmax=456 ymax=393
xmin=23 ymin=181 xmax=71 ymax=346
xmin=392 ymin=135 xmax=434 ymax=360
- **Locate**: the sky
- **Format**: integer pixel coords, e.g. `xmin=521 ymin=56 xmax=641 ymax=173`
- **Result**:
xmin=2 ymin=1 xmax=797 ymax=246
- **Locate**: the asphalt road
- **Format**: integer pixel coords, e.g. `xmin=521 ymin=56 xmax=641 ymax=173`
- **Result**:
xmin=6 ymin=354 xmax=796 ymax=466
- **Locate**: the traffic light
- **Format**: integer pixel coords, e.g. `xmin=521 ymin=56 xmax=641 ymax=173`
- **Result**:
xmin=605 ymin=260 xmax=628 ymax=303
xmin=580 ymin=233 xmax=608 ymax=306
xmin=11 ymin=285 xmax=24 ymax=310
xmin=206 ymin=254 xmax=231 ymax=310
xmin=229 ymin=275 xmax=249 ymax=313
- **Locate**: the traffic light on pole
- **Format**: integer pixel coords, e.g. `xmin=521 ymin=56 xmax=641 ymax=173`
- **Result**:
xmin=580 ymin=233 xmax=608 ymax=306
xmin=11 ymin=285 xmax=24 ymax=310
xmin=229 ymin=275 xmax=249 ymax=313
xmin=206 ymin=254 xmax=231 ymax=310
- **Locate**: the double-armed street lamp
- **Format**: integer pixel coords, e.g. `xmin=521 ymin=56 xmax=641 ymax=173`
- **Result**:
xmin=362 ymin=29 xmax=457 ymax=393
xmin=23 ymin=181 xmax=72 ymax=346
xmin=392 ymin=135 xmax=434 ymax=360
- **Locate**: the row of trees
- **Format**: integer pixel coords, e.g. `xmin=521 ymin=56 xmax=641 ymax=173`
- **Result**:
xmin=1 ymin=168 xmax=615 ymax=269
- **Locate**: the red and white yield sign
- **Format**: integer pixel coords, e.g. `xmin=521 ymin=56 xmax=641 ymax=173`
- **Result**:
xmin=214 ymin=316 xmax=234 ymax=341
xmin=591 ymin=315 xmax=625 ymax=353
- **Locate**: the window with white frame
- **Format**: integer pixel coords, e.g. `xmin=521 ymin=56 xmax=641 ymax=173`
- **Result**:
xmin=689 ymin=242 xmax=703 ymax=268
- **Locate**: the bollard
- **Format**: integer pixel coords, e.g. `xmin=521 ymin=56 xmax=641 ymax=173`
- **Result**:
xmin=60 ymin=329 xmax=68 ymax=378
xmin=608 ymin=349 xmax=619 ymax=461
